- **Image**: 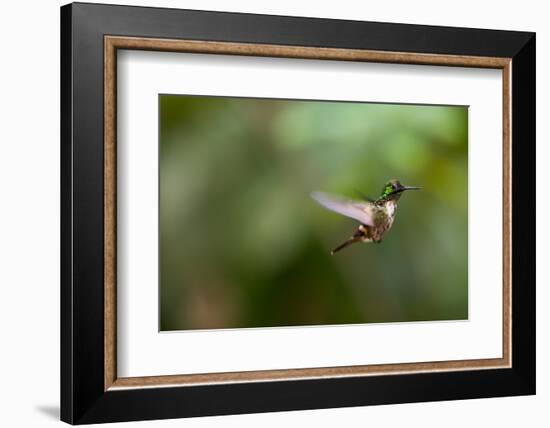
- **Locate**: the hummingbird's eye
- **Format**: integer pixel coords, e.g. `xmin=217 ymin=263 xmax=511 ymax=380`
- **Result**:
xmin=391 ymin=183 xmax=397 ymax=190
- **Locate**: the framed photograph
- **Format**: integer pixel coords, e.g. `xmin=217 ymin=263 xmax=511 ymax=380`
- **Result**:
xmin=60 ymin=2 xmax=535 ymax=424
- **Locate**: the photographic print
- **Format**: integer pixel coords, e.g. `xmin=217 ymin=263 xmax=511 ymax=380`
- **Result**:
xmin=159 ymin=95 xmax=468 ymax=331
xmin=62 ymin=6 xmax=534 ymax=422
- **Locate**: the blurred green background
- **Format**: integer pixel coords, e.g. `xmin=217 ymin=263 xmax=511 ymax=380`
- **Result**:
xmin=159 ymin=95 xmax=468 ymax=331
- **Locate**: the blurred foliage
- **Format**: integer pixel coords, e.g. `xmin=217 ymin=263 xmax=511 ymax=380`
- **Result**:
xmin=159 ymin=95 xmax=468 ymax=331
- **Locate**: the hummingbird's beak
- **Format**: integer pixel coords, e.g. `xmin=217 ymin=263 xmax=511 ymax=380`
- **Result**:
xmin=393 ymin=185 xmax=421 ymax=195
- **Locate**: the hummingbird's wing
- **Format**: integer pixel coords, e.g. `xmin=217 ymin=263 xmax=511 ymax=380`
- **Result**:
xmin=311 ymin=191 xmax=374 ymax=226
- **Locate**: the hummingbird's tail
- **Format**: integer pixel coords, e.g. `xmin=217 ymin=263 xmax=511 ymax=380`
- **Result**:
xmin=331 ymin=236 xmax=362 ymax=255
xmin=331 ymin=227 xmax=367 ymax=255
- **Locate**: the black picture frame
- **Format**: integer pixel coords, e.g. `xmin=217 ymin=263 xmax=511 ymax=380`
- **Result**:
xmin=61 ymin=2 xmax=535 ymax=424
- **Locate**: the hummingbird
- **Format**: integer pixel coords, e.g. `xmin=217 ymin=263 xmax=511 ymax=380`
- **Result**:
xmin=311 ymin=179 xmax=420 ymax=255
